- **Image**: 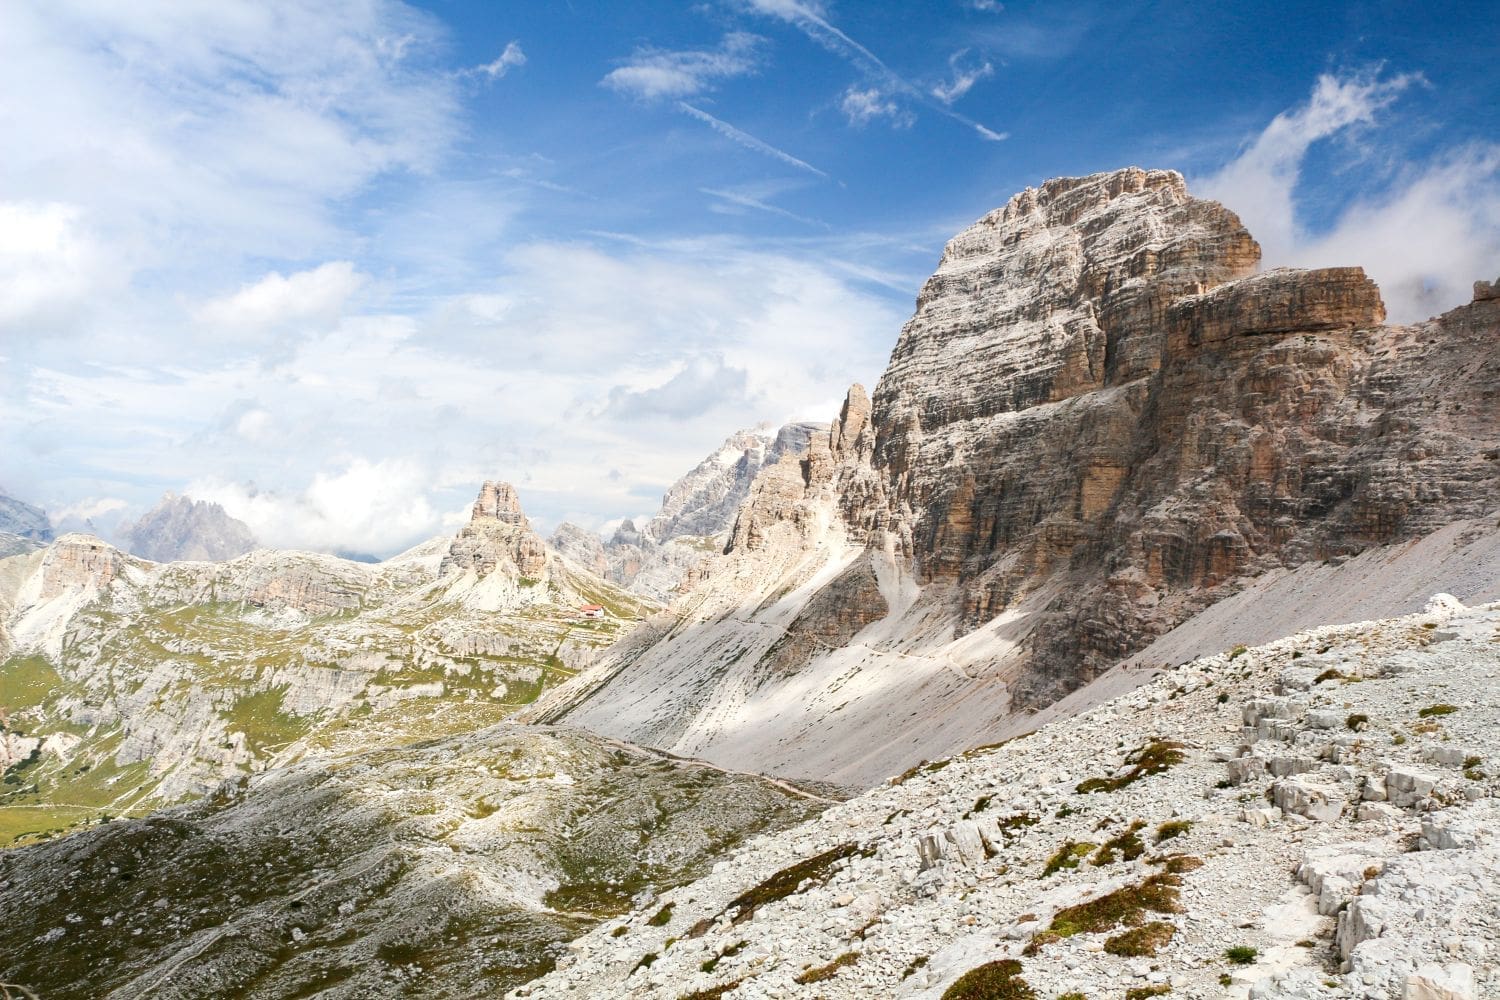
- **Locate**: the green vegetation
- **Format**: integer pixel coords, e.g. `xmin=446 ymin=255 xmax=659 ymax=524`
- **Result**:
xmin=1027 ymin=873 xmax=1183 ymax=954
xmin=1464 ymin=756 xmax=1487 ymax=781
xmin=0 ymin=656 xmax=65 ymax=712
xmin=678 ymin=982 xmax=743 ymax=1000
xmin=1228 ymin=645 xmax=1248 ymax=659
xmin=710 ymin=842 xmax=871 ymax=930
xmin=1313 ymin=668 xmax=1348 ymax=684
xmin=1105 ymin=921 xmax=1176 ymax=957
xmin=221 ymin=686 xmax=308 ymax=755
xmin=1224 ymin=945 xmax=1258 ymax=965
xmin=1418 ymin=704 xmax=1458 ymax=718
xmin=648 ymin=903 xmax=673 ymax=927
xmin=1041 ymin=841 xmax=1096 ymax=877
xmin=940 ymin=959 xmax=1036 ymax=1000
xmin=793 ymin=952 xmax=858 ymax=984
xmin=1092 ymin=820 xmax=1147 ymax=866
xmin=1075 ymin=740 xmax=1186 ymax=794
xmin=1125 ymin=986 xmax=1171 ymax=1000
xmin=1155 ymin=819 xmax=1192 ymax=843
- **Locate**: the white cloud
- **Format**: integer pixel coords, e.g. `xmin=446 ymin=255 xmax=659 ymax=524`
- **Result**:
xmin=677 ymin=102 xmax=828 ymax=177
xmin=602 ymin=357 xmax=751 ymax=420
xmin=471 ymin=40 xmax=525 ymax=79
xmin=1198 ymin=71 xmax=1500 ymax=323
xmin=1199 ymin=72 xmax=1417 ymax=259
xmin=189 ymin=458 xmax=450 ymax=555
xmin=740 ymin=0 xmax=1006 ymax=141
xmin=602 ymin=32 xmax=763 ymax=100
xmin=195 ymin=262 xmax=367 ymax=333
xmin=965 ymin=0 xmax=1004 ymax=11
xmin=841 ymin=87 xmax=914 ymax=128
xmin=0 ymin=201 xmax=116 ymax=331
xmin=931 ymin=50 xmax=993 ymax=105
xmin=0 ymin=0 xmax=462 ymax=297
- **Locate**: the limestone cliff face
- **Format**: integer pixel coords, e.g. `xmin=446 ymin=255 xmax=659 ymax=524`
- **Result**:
xmin=835 ymin=168 xmax=1498 ymax=706
xmin=536 ymin=167 xmax=1500 ymax=785
xmin=440 ymin=481 xmax=548 ymax=579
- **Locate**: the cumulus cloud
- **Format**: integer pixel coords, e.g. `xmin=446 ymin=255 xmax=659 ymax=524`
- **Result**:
xmin=195 ymin=262 xmax=367 ymax=333
xmin=841 ymin=87 xmax=914 ymax=128
xmin=602 ymin=32 xmax=763 ymax=100
xmin=1198 ymin=71 xmax=1500 ymax=323
xmin=0 ymin=201 xmax=115 ymax=331
xmin=188 ymin=458 xmax=454 ymax=555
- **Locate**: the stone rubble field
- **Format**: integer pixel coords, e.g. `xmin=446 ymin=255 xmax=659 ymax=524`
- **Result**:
xmin=516 ymin=595 xmax=1500 ymax=1000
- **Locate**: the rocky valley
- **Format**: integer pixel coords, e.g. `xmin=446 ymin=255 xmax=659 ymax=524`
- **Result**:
xmin=2 ymin=167 xmax=1498 ymax=1000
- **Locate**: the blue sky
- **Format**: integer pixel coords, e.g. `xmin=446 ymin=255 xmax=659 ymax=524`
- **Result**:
xmin=1 ymin=1 xmax=1496 ymax=555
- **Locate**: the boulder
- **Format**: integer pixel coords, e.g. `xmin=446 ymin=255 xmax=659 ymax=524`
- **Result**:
xmin=1274 ymin=779 xmax=1344 ymax=823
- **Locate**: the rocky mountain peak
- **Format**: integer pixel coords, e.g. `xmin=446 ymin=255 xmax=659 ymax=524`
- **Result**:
xmin=123 ymin=492 xmax=257 ymax=563
xmin=440 ymin=481 xmax=546 ymax=579
xmin=535 ymin=165 xmax=1500 ymax=788
xmin=469 ymin=480 xmax=529 ymax=527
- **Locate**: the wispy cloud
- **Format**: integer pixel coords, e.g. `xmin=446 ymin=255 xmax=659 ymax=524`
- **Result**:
xmin=1198 ymin=70 xmax=1500 ymax=323
xmin=965 ymin=0 xmax=1004 ymax=11
xmin=701 ymin=184 xmax=829 ymax=228
xmin=739 ymin=0 xmax=1007 ymax=140
xmin=841 ymin=87 xmax=914 ymax=128
xmin=931 ymin=50 xmax=994 ymax=105
xmin=602 ymin=31 xmax=763 ymax=100
xmin=677 ymin=102 xmax=828 ymax=177
xmin=467 ymin=40 xmax=526 ymax=80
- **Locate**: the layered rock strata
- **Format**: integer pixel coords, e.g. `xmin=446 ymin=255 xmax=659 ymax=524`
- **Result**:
xmin=534 ymin=167 xmax=1500 ymax=785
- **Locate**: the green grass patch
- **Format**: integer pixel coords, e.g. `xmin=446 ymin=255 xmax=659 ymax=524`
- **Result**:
xmin=709 ymin=842 xmax=871 ymax=930
xmin=941 ymin=959 xmax=1036 ymax=1000
xmin=1418 ymin=704 xmax=1458 ymax=718
xmin=1105 ymin=921 xmax=1175 ymax=957
xmin=1075 ymin=740 xmax=1186 ymax=794
xmin=1093 ymin=820 xmax=1147 ymax=866
xmin=1027 ymin=873 xmax=1183 ymax=954
xmin=1041 ymin=841 xmax=1096 ymax=877
xmin=1224 ymin=945 xmax=1258 ymax=964
xmin=648 ymin=903 xmax=673 ymax=927
xmin=0 ymin=656 xmax=65 ymax=713
xmin=794 ymin=952 xmax=858 ymax=984
xmin=1154 ymin=820 xmax=1192 ymax=843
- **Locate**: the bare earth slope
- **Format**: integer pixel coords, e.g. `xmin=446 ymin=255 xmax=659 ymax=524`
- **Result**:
xmin=530 ymin=167 xmax=1500 ymax=787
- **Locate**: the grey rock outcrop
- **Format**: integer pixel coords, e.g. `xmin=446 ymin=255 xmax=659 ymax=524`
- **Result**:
xmin=440 ymin=481 xmax=548 ymax=579
xmin=123 ymin=493 xmax=257 ymax=563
